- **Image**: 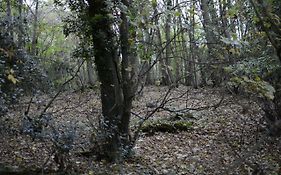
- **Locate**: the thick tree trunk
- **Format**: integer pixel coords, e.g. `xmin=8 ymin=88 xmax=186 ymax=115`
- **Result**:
xmin=87 ymin=0 xmax=138 ymax=160
xmin=88 ymin=0 xmax=124 ymax=161
xmin=119 ymin=0 xmax=138 ymax=154
xmin=158 ymin=30 xmax=172 ymax=85
xmin=250 ymin=0 xmax=281 ymax=136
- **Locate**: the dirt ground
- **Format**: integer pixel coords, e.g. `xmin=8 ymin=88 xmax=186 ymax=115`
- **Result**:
xmin=0 ymin=86 xmax=280 ymax=174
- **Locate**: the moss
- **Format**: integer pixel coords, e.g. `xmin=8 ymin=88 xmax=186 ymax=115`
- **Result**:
xmin=141 ymin=120 xmax=193 ymax=135
xmin=173 ymin=121 xmax=193 ymax=131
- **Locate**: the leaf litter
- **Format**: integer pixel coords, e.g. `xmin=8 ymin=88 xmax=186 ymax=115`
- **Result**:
xmin=0 ymin=86 xmax=280 ymax=174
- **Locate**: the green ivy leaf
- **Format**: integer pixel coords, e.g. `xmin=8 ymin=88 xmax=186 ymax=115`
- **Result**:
xmin=7 ymin=74 xmax=19 ymax=84
xmin=174 ymin=11 xmax=181 ymax=17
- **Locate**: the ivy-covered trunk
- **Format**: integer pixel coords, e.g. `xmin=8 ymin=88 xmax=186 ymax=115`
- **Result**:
xmin=263 ymin=69 xmax=281 ymax=136
xmin=250 ymin=0 xmax=281 ymax=135
xmin=88 ymin=0 xmax=124 ymax=161
xmin=87 ymin=0 xmax=137 ymax=161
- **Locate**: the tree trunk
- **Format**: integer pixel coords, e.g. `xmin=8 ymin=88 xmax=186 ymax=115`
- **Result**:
xmin=31 ymin=0 xmax=39 ymax=55
xmin=218 ymin=0 xmax=234 ymax=68
xmin=188 ymin=0 xmax=198 ymax=88
xmin=6 ymin=0 xmax=13 ymax=40
xmin=142 ymin=29 xmax=154 ymax=85
xmin=173 ymin=1 xmax=181 ymax=85
xmin=141 ymin=14 xmax=154 ymax=86
xmin=87 ymin=0 xmax=138 ymax=161
xmin=178 ymin=16 xmax=189 ymax=86
xmin=154 ymin=3 xmax=172 ymax=86
xmin=164 ymin=0 xmax=174 ymax=85
xmin=250 ymin=0 xmax=281 ymax=136
xmin=79 ymin=60 xmax=88 ymax=90
xmin=219 ymin=0 xmax=231 ymax=39
xmin=200 ymin=0 xmax=221 ymax=86
xmin=119 ymin=0 xmax=138 ymax=153
xmin=88 ymin=0 xmax=124 ymax=161
xmin=86 ymin=59 xmax=95 ymax=87
xmin=17 ymin=0 xmax=24 ymax=48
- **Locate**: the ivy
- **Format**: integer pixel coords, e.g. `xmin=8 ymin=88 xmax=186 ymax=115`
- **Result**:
xmin=225 ymin=55 xmax=280 ymax=99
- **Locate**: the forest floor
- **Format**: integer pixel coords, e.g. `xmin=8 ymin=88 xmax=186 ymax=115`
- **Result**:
xmin=0 ymin=86 xmax=280 ymax=175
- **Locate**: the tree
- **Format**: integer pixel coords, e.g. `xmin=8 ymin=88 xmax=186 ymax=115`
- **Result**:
xmin=0 ymin=22 xmax=49 ymax=116
xmin=187 ymin=0 xmax=198 ymax=88
xmin=6 ymin=0 xmax=13 ymax=39
xmin=30 ymin=0 xmax=39 ymax=55
xmin=250 ymin=0 xmax=281 ymax=135
xmin=17 ymin=0 xmax=24 ymax=48
xmin=86 ymin=0 xmax=138 ymax=161
xmin=153 ymin=0 xmax=172 ymax=86
xmin=164 ymin=0 xmax=174 ymax=85
xmin=119 ymin=0 xmax=139 ymax=153
xmin=200 ymin=0 xmax=223 ymax=86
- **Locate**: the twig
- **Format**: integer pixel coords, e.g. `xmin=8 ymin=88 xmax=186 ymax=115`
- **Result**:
xmin=160 ymin=94 xmax=225 ymax=113
xmin=41 ymin=148 xmax=56 ymax=174
xmin=130 ymin=86 xmax=175 ymax=147
xmin=24 ymin=96 xmax=34 ymax=116
xmin=39 ymin=59 xmax=85 ymax=118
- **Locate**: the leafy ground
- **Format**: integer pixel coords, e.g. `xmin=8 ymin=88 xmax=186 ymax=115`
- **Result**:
xmin=0 ymin=86 xmax=280 ymax=174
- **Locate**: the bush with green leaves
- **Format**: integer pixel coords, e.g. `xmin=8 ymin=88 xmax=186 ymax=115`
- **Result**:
xmin=0 ymin=24 xmax=51 ymax=117
xmin=224 ymin=56 xmax=280 ymax=100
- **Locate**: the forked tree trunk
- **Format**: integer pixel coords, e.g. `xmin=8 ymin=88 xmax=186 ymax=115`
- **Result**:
xmin=87 ymin=0 xmax=138 ymax=161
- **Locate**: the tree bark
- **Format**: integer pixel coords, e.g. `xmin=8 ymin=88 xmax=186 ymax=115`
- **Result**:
xmin=153 ymin=1 xmax=172 ymax=86
xmin=17 ymin=0 xmax=24 ymax=48
xmin=88 ymin=0 xmax=124 ymax=161
xmin=250 ymin=0 xmax=281 ymax=136
xmin=87 ymin=0 xmax=138 ymax=160
xmin=119 ymin=0 xmax=138 ymax=153
xmin=177 ymin=13 xmax=189 ymax=86
xmin=219 ymin=0 xmax=231 ymax=39
xmin=86 ymin=59 xmax=95 ymax=87
xmin=173 ymin=0 xmax=181 ymax=85
xmin=200 ymin=0 xmax=222 ymax=86
xmin=188 ymin=0 xmax=198 ymax=88
xmin=6 ymin=0 xmax=13 ymax=40
xmin=164 ymin=0 xmax=174 ymax=85
xmin=31 ymin=0 xmax=39 ymax=55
